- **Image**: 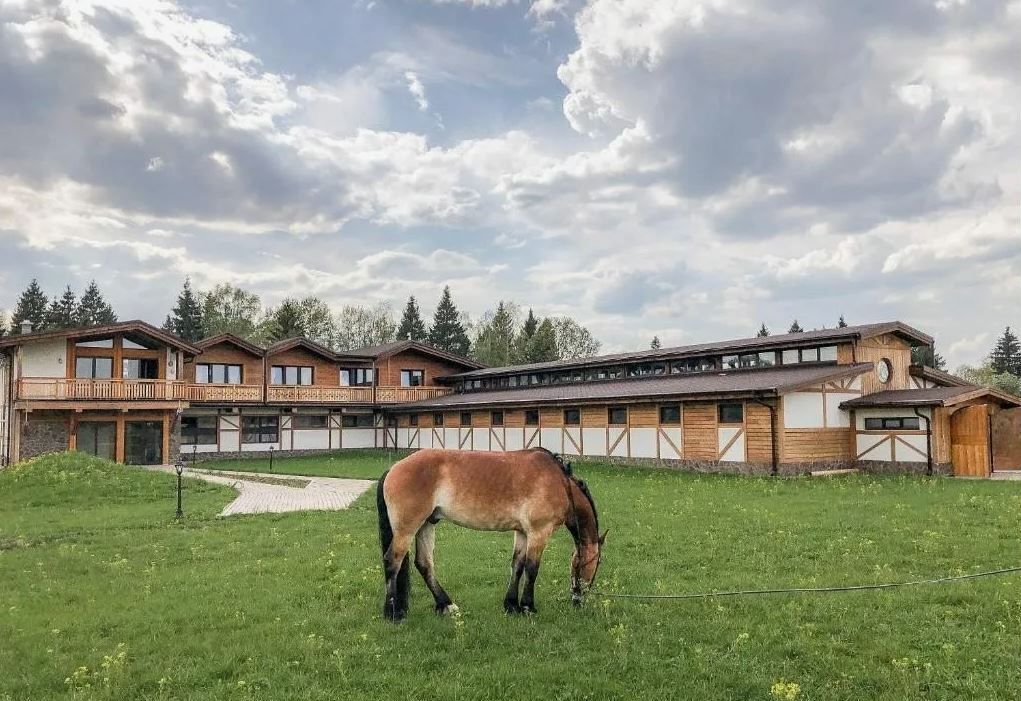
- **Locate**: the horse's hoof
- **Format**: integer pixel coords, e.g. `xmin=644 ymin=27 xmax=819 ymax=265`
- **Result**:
xmin=436 ymin=603 xmax=459 ymax=616
xmin=503 ymin=600 xmax=522 ymax=614
xmin=520 ymin=605 xmax=537 ymax=615
xmin=384 ymin=600 xmax=407 ymax=623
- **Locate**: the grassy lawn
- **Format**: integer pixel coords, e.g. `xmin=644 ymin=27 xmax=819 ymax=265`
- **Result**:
xmin=195 ymin=449 xmax=408 ymax=480
xmin=2 ymin=452 xmax=1021 ymax=700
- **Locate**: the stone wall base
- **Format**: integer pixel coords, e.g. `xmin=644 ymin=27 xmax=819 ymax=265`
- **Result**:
xmin=857 ymin=460 xmax=952 ymax=476
xmin=19 ymin=416 xmax=70 ymax=461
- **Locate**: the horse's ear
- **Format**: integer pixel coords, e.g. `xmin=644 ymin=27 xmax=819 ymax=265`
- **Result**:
xmin=598 ymin=529 xmax=608 ymax=545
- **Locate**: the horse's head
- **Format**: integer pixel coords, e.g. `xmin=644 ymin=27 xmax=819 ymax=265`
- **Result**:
xmin=570 ymin=529 xmax=607 ymax=605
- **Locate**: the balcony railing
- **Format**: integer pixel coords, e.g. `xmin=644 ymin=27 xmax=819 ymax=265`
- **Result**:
xmin=374 ymin=386 xmax=451 ymax=403
xmin=266 ymin=385 xmax=374 ymax=403
xmin=17 ymin=377 xmax=188 ymax=401
xmin=186 ymin=384 xmax=264 ymax=402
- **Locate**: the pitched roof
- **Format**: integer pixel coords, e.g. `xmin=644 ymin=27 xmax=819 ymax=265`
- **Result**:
xmin=443 ymin=321 xmax=932 ymax=380
xmin=342 ymin=340 xmax=484 ymax=369
xmin=0 ymin=320 xmax=202 ymax=355
xmin=265 ymin=337 xmax=349 ymax=361
xmin=196 ymin=333 xmax=265 ymax=357
xmin=909 ymin=364 xmax=973 ymax=388
xmin=841 ymin=387 xmax=1021 ymax=409
xmin=398 ymin=363 xmax=873 ymax=410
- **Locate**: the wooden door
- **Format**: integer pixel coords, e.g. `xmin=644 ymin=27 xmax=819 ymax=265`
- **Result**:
xmin=950 ymin=405 xmax=990 ymax=477
xmin=991 ymin=407 xmax=1021 ymax=471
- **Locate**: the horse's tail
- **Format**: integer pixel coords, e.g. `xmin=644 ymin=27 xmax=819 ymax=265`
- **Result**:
xmin=377 ymin=470 xmax=410 ymax=616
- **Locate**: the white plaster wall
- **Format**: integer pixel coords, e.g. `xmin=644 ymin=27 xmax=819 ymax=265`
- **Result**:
xmin=292 ymin=430 xmax=330 ymax=450
xmin=540 ymin=428 xmax=562 ymax=453
xmin=419 ymin=430 xmax=434 ymax=449
xmin=505 ymin=429 xmax=524 ymax=451
xmin=825 ymin=394 xmax=857 ymax=428
xmin=474 ymin=430 xmax=490 ymax=452
xmin=524 ymin=428 xmax=541 ymax=449
xmin=489 ymin=428 xmax=506 ymax=451
xmin=344 ymin=429 xmax=375 ymax=449
xmin=582 ymin=428 xmax=606 ymax=456
xmin=719 ymin=427 xmax=745 ymax=462
xmin=242 ymin=441 xmax=280 ymax=452
xmin=444 ymin=428 xmax=460 ymax=449
xmin=21 ymin=340 xmax=66 ymax=377
xmin=658 ymin=428 xmax=683 ymax=459
xmin=854 ymin=407 xmax=931 ymax=429
xmin=563 ymin=428 xmax=582 ymax=456
xmin=631 ymin=428 xmax=657 ymax=458
xmin=608 ymin=427 xmax=628 ymax=457
xmin=182 ymin=442 xmax=219 ymax=454
xmin=396 ymin=428 xmax=410 ymax=449
xmin=784 ymin=392 xmax=825 ymax=428
xmin=857 ymin=434 xmax=891 ymax=460
xmin=893 ymin=435 xmax=928 ymax=462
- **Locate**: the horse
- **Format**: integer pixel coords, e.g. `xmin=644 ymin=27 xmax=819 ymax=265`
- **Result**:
xmin=376 ymin=447 xmax=605 ymax=622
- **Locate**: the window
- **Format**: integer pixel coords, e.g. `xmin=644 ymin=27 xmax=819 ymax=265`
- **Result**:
xmin=718 ymin=403 xmax=744 ymax=424
xmin=489 ymin=410 xmax=504 ymax=426
xmin=757 ymin=352 xmax=777 ymax=367
xmin=341 ymin=414 xmax=374 ymax=428
xmin=122 ymin=358 xmax=159 ymax=379
xmin=564 ymin=408 xmax=580 ymax=425
xmin=864 ymin=417 xmax=920 ymax=431
xmin=75 ymin=356 xmax=113 ymax=379
xmin=181 ymin=416 xmax=217 ymax=445
xmin=659 ymin=405 xmax=681 ymax=424
xmin=722 ymin=355 xmax=739 ymax=370
xmin=433 ymin=413 xmax=444 ymax=427
xmin=525 ymin=409 xmax=539 ymax=426
xmin=122 ymin=338 xmax=153 ymax=350
xmin=195 ymin=363 xmax=242 ymax=384
xmin=409 ymin=414 xmax=419 ymax=427
xmin=460 ymin=411 xmax=472 ymax=427
xmin=586 ymin=366 xmax=624 ymax=381
xmin=877 ymin=359 xmax=892 ymax=384
xmin=801 ymin=347 xmax=820 ymax=363
xmin=738 ymin=353 xmax=760 ymax=368
xmin=819 ymin=345 xmax=838 ymax=362
xmin=292 ymin=414 xmax=328 ymax=430
xmin=671 ymin=358 xmax=715 ymax=374
xmin=242 ymin=416 xmax=279 ymax=443
xmin=341 ymin=368 xmax=374 ymax=386
xmin=782 ymin=349 xmax=800 ymax=365
xmin=271 ymin=365 xmax=313 ymax=385
xmin=76 ymin=338 xmax=113 ymax=348
xmin=780 ymin=347 xmax=836 ymax=365
xmin=608 ymin=406 xmax=628 ymax=425
xmin=628 ymin=363 xmax=666 ymax=377
xmin=401 ymin=369 xmax=425 ymax=387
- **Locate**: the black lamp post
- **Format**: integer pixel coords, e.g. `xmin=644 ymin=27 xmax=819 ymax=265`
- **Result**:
xmin=269 ymin=445 xmax=274 ymax=473
xmin=174 ymin=458 xmax=185 ymax=519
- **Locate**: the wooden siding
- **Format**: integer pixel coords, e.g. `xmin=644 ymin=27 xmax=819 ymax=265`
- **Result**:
xmin=184 ymin=341 xmax=264 ymax=386
xmin=745 ymin=403 xmax=774 ymax=462
xmin=582 ymin=405 xmax=607 ymax=428
xmin=540 ymin=407 xmax=564 ymax=427
xmin=683 ymin=403 xmax=717 ymax=460
xmin=630 ymin=403 xmax=659 ymax=427
xmin=505 ymin=409 xmax=525 ymax=427
xmin=376 ymin=350 xmax=469 ymax=388
xmin=783 ymin=428 xmax=851 ymax=461
xmin=932 ymin=407 xmax=952 ymax=465
xmin=266 ymin=347 xmax=339 ymax=386
xmin=856 ymin=333 xmax=912 ymax=395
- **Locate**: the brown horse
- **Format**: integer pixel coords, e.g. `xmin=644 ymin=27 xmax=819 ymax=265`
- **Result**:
xmin=376 ymin=447 xmax=605 ymax=621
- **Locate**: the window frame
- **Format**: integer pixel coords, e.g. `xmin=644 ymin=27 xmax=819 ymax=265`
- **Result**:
xmin=400 ymin=369 xmax=425 ymax=387
xmin=524 ymin=409 xmax=539 ymax=426
xmin=718 ymin=402 xmax=744 ymax=425
xmin=195 ymin=363 xmax=243 ymax=385
xmin=659 ymin=404 xmax=681 ymax=424
xmin=864 ymin=417 xmax=921 ymax=431
xmin=563 ymin=408 xmax=581 ymax=426
xmin=291 ymin=414 xmax=329 ymax=430
xmin=491 ymin=410 xmax=504 ymax=427
xmin=271 ymin=365 xmax=314 ymax=386
xmin=181 ymin=415 xmax=217 ymax=445
xmin=460 ymin=411 xmax=472 ymax=427
xmin=409 ymin=414 xmax=419 ymax=427
xmin=607 ymin=406 xmax=628 ymax=426
xmin=433 ymin=413 xmax=444 ymax=427
xmin=241 ymin=415 xmax=279 ymax=444
xmin=75 ymin=356 xmax=114 ymax=379
xmin=341 ymin=414 xmax=374 ymax=428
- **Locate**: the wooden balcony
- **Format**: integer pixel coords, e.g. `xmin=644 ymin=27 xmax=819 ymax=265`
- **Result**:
xmin=266 ymin=385 xmax=374 ymax=403
xmin=374 ymin=386 xmax=451 ymax=403
xmin=17 ymin=377 xmax=188 ymax=402
xmin=186 ymin=384 xmax=264 ymax=402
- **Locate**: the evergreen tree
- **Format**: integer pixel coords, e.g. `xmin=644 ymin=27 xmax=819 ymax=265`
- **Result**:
xmin=521 ymin=309 xmax=538 ymax=339
xmin=396 ymin=295 xmax=428 ymax=342
xmin=990 ymin=327 xmax=1021 ymax=376
xmin=912 ymin=345 xmax=947 ymax=371
xmin=650 ymin=335 xmax=662 ymax=349
xmin=166 ymin=278 xmax=204 ymax=342
xmin=512 ymin=308 xmax=541 ymax=363
xmin=427 ymin=286 xmax=471 ymax=357
xmin=756 ymin=323 xmax=770 ymax=337
xmin=0 ymin=310 xmax=7 ymax=337
xmin=838 ymin=314 xmax=848 ymax=328
xmin=472 ymin=301 xmax=517 ymax=366
xmin=76 ymin=280 xmax=117 ymax=327
xmin=45 ymin=286 xmax=78 ymax=330
xmin=10 ymin=279 xmax=49 ymax=334
xmin=526 ymin=318 xmax=559 ymax=363
xmin=788 ymin=320 xmax=804 ymax=334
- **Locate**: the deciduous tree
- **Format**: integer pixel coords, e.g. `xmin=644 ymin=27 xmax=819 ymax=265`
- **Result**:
xmin=201 ymin=283 xmax=268 ymax=342
xmin=551 ymin=316 xmax=601 ymax=359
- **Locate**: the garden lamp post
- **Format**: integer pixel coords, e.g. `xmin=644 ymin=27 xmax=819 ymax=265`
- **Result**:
xmin=269 ymin=445 xmax=274 ymax=473
xmin=175 ymin=458 xmax=185 ymax=519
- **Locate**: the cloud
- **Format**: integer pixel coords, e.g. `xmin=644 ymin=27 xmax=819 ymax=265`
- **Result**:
xmin=404 ymin=71 xmax=429 ymax=112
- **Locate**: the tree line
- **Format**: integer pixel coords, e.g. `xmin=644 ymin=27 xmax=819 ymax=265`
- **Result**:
xmin=957 ymin=327 xmax=1021 ymax=397
xmin=2 ymin=279 xmax=117 ymax=335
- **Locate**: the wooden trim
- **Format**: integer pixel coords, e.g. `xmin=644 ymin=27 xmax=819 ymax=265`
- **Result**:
xmin=115 ymin=420 xmax=125 ymax=463
xmin=719 ymin=427 xmax=745 ymax=458
xmin=893 ymin=434 xmax=927 ymax=459
xmin=856 ymin=434 xmax=892 ymax=460
xmin=657 ymin=427 xmax=681 ymax=457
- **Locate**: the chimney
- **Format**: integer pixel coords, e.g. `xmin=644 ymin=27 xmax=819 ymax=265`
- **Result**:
xmin=20 ymin=320 xmax=33 ymax=334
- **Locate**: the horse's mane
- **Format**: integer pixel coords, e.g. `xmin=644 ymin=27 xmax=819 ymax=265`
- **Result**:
xmin=531 ymin=447 xmax=598 ymax=535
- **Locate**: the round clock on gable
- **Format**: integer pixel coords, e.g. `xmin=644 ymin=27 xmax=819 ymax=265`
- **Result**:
xmin=877 ymin=358 xmax=892 ymax=384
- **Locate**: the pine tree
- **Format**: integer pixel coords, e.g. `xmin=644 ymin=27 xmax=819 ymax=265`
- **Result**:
xmin=912 ymin=345 xmax=947 ymax=371
xmin=10 ymin=279 xmax=49 ymax=334
xmin=521 ymin=309 xmax=538 ymax=339
xmin=427 ymin=286 xmax=470 ymax=357
xmin=650 ymin=335 xmax=662 ymax=349
xmin=45 ymin=286 xmax=78 ymax=330
xmin=473 ymin=301 xmax=517 ymax=366
xmin=76 ymin=280 xmax=117 ymax=327
xmin=990 ymin=327 xmax=1021 ymax=376
xmin=838 ymin=314 xmax=848 ymax=328
xmin=526 ymin=318 xmax=559 ymax=363
xmin=396 ymin=295 xmax=428 ymax=341
xmin=166 ymin=278 xmax=204 ymax=342
xmin=756 ymin=323 xmax=770 ymax=337
xmin=788 ymin=320 xmax=804 ymax=334
xmin=512 ymin=309 xmax=541 ymax=363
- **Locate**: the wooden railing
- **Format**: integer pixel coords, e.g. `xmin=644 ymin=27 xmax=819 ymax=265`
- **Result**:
xmin=17 ymin=377 xmax=188 ymax=401
xmin=266 ymin=386 xmax=374 ymax=403
xmin=374 ymin=386 xmax=451 ymax=403
xmin=186 ymin=384 xmax=264 ymax=402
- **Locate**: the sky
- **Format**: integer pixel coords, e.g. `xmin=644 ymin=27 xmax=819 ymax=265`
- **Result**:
xmin=0 ymin=0 xmax=1018 ymax=367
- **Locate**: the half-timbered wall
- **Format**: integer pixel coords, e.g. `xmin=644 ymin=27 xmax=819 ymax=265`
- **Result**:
xmin=853 ymin=407 xmax=931 ymax=463
xmin=181 ymin=408 xmax=381 ymax=455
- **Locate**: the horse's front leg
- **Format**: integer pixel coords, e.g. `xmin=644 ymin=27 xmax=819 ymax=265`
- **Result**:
xmin=519 ymin=530 xmax=551 ymax=614
xmin=503 ymin=530 xmax=527 ymax=613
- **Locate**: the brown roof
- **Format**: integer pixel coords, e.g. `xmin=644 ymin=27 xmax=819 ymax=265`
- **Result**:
xmin=196 ymin=333 xmax=265 ymax=357
xmin=265 ymin=337 xmax=351 ymax=361
xmin=398 ymin=363 xmax=873 ymax=410
xmin=342 ymin=340 xmax=484 ymax=369
xmin=909 ymin=364 xmax=973 ymax=388
xmin=0 ymin=320 xmax=202 ymax=355
xmin=841 ymin=387 xmax=1021 ymax=409
xmin=443 ymin=321 xmax=932 ymax=380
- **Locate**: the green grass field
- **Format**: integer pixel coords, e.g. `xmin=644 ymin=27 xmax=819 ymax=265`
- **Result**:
xmin=194 ymin=449 xmax=410 ymax=480
xmin=2 ymin=452 xmax=1021 ymax=700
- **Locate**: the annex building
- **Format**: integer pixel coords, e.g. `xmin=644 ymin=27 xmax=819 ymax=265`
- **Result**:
xmin=1 ymin=320 xmax=1018 ymax=477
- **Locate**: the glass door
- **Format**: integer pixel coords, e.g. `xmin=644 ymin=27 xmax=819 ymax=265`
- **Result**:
xmin=77 ymin=422 xmax=116 ymax=461
xmin=124 ymin=421 xmax=164 ymax=465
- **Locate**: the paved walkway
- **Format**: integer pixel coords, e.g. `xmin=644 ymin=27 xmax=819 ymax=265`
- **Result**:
xmin=149 ymin=466 xmax=374 ymax=516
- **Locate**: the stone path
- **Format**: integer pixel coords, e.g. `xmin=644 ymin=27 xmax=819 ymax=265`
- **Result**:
xmin=148 ymin=466 xmax=374 ymax=516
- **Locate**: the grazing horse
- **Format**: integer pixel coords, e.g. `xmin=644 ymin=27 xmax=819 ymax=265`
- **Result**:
xmin=376 ymin=447 xmax=605 ymax=621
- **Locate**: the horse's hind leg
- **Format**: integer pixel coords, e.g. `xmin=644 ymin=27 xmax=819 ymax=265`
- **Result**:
xmin=415 ymin=522 xmax=455 ymax=614
xmin=503 ymin=530 xmax=527 ymax=614
xmin=383 ymin=528 xmax=413 ymax=622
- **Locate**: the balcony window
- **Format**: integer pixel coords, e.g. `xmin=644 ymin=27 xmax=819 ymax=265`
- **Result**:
xmin=801 ymin=347 xmax=820 ymax=363
xmin=195 ymin=363 xmax=242 ymax=384
xmin=242 ymin=416 xmax=279 ymax=443
xmin=341 ymin=368 xmax=374 ymax=387
xmin=272 ymin=365 xmax=313 ymax=386
xmin=564 ymin=408 xmax=581 ymax=425
xmin=76 ymin=357 xmax=113 ymax=379
xmin=586 ymin=366 xmax=623 ymax=381
xmin=123 ymin=358 xmax=159 ymax=379
xmin=181 ymin=416 xmax=217 ymax=445
xmin=460 ymin=412 xmax=472 ymax=427
xmin=491 ymin=411 xmax=504 ymax=426
xmin=660 ymin=405 xmax=681 ymax=424
xmin=525 ymin=409 xmax=539 ymax=426
xmin=608 ymin=406 xmax=628 ymax=425
xmin=400 ymin=369 xmax=425 ymax=387
xmin=718 ymin=403 xmax=744 ymax=424
xmin=341 ymin=414 xmax=374 ymax=428
xmin=292 ymin=414 xmax=328 ymax=430
xmin=433 ymin=413 xmax=444 ymax=427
